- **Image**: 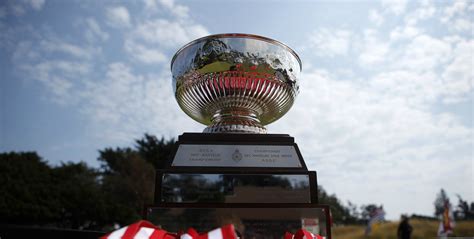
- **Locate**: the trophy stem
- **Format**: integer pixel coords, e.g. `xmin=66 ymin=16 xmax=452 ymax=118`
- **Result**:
xmin=204 ymin=108 xmax=267 ymax=134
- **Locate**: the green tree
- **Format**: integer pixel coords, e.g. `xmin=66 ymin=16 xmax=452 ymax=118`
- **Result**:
xmin=52 ymin=162 xmax=106 ymax=229
xmin=98 ymin=147 xmax=155 ymax=226
xmin=455 ymin=194 xmax=474 ymax=220
xmin=0 ymin=134 xmax=176 ymax=229
xmin=135 ymin=134 xmax=176 ymax=169
xmin=0 ymin=152 xmax=105 ymax=229
xmin=318 ymin=186 xmax=358 ymax=224
xmin=346 ymin=201 xmax=360 ymax=220
xmin=0 ymin=152 xmax=59 ymax=225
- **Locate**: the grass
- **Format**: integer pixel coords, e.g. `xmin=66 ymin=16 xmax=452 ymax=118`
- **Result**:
xmin=332 ymin=219 xmax=474 ymax=239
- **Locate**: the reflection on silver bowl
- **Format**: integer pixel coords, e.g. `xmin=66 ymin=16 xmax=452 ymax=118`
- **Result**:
xmin=171 ymin=33 xmax=301 ymax=133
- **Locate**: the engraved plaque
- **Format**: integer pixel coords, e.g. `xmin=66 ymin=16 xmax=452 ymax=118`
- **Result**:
xmin=172 ymin=144 xmax=301 ymax=168
xmin=161 ymin=174 xmax=311 ymax=203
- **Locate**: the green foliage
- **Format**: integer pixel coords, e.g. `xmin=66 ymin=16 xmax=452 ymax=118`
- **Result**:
xmin=98 ymin=147 xmax=155 ymax=225
xmin=94 ymin=134 xmax=175 ymax=225
xmin=51 ymin=162 xmax=106 ymax=229
xmin=135 ymin=134 xmax=176 ymax=169
xmin=0 ymin=152 xmax=60 ymax=225
xmin=0 ymin=134 xmax=175 ymax=230
xmin=317 ymin=186 xmax=359 ymax=225
xmin=0 ymin=152 xmax=106 ymax=229
xmin=455 ymin=194 xmax=474 ymax=220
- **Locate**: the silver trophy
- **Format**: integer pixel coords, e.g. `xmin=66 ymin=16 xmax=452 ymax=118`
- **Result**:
xmin=152 ymin=34 xmax=332 ymax=237
xmin=171 ymin=33 xmax=301 ymax=133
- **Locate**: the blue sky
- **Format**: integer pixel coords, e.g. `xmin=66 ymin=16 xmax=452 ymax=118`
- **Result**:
xmin=0 ymin=0 xmax=472 ymax=220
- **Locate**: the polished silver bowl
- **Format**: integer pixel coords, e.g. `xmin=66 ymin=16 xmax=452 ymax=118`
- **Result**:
xmin=171 ymin=33 xmax=301 ymax=133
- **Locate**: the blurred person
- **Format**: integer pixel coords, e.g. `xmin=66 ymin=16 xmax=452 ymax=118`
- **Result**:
xmin=365 ymin=205 xmax=385 ymax=236
xmin=397 ymin=215 xmax=413 ymax=239
xmin=437 ymin=200 xmax=455 ymax=238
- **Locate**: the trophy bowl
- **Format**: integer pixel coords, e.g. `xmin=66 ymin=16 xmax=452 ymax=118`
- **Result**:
xmin=171 ymin=33 xmax=301 ymax=133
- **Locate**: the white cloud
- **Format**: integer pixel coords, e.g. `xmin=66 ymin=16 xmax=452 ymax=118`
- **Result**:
xmin=404 ymin=2 xmax=435 ymax=25
xmin=6 ymin=0 xmax=209 ymax=140
xmin=159 ymin=0 xmax=189 ymax=18
xmin=308 ymin=28 xmax=352 ymax=57
xmin=144 ymin=0 xmax=189 ymax=18
xmin=131 ymin=19 xmax=208 ymax=48
xmin=358 ymin=3 xmax=471 ymax=104
xmin=11 ymin=40 xmax=39 ymax=62
xmin=7 ymin=24 xmax=99 ymax=106
xmin=29 ymin=0 xmax=45 ymax=11
xmin=11 ymin=4 xmax=26 ymax=16
xmin=124 ymin=40 xmax=167 ymax=64
xmin=442 ymin=1 xmax=468 ymax=23
xmin=440 ymin=0 xmax=471 ymax=33
xmin=6 ymin=0 xmax=208 ymax=142
xmin=36 ymin=60 xmax=91 ymax=77
xmin=271 ymin=68 xmax=472 ymax=218
xmin=144 ymin=0 xmax=158 ymax=9
xmin=3 ymin=0 xmax=45 ymax=17
xmin=357 ymin=29 xmax=390 ymax=66
xmin=95 ymin=1 xmax=208 ymax=140
xmin=80 ymin=62 xmax=202 ymax=142
xmin=441 ymin=39 xmax=473 ymax=103
xmin=293 ymin=2 xmax=473 ymax=217
xmin=84 ymin=18 xmax=109 ymax=43
xmin=451 ymin=18 xmax=472 ymax=32
xmin=369 ymin=70 xmax=442 ymax=106
xmin=39 ymin=40 xmax=97 ymax=59
xmin=369 ymin=9 xmax=384 ymax=26
xmin=19 ymin=60 xmax=90 ymax=104
xmin=122 ymin=16 xmax=208 ymax=65
xmin=273 ymin=69 xmax=471 ymax=162
xmin=382 ymin=0 xmax=408 ymax=15
xmin=389 ymin=25 xmax=422 ymax=41
xmin=106 ymin=6 xmax=131 ymax=28
xmin=392 ymin=34 xmax=452 ymax=72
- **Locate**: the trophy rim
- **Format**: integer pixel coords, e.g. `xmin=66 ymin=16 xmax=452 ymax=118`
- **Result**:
xmin=170 ymin=33 xmax=302 ymax=72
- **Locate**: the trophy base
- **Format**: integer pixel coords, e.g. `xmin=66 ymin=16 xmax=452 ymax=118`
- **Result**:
xmin=148 ymin=132 xmax=331 ymax=238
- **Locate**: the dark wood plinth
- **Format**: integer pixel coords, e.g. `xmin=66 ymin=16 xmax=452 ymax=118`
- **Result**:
xmin=147 ymin=132 xmax=330 ymax=238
